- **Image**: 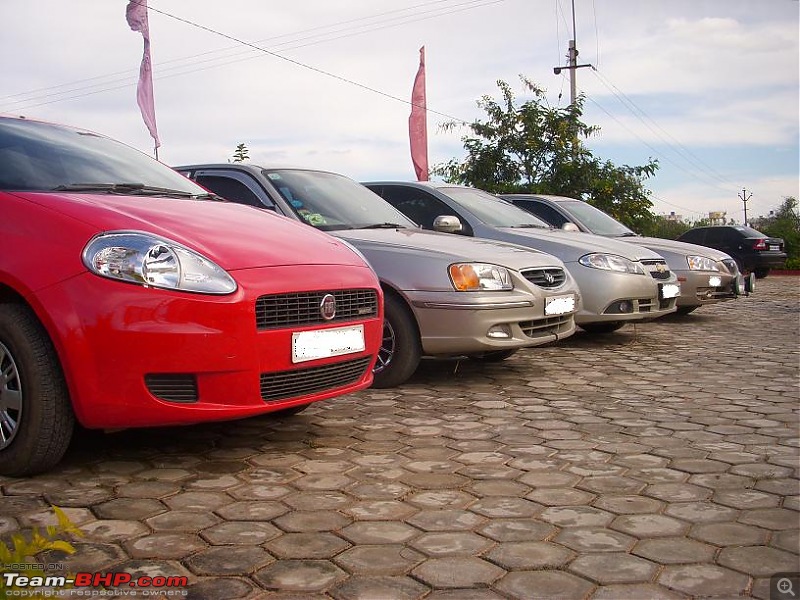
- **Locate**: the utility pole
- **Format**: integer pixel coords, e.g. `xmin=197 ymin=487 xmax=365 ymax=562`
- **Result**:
xmin=553 ymin=0 xmax=592 ymax=105
xmin=739 ymin=188 xmax=752 ymax=226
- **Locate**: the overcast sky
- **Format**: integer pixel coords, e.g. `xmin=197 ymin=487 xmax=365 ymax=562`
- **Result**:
xmin=2 ymin=0 xmax=798 ymax=222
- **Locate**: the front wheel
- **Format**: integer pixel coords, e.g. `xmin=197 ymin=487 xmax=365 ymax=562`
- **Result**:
xmin=579 ymin=322 xmax=626 ymax=335
xmin=371 ymin=294 xmax=421 ymax=388
xmin=0 ymin=304 xmax=74 ymax=476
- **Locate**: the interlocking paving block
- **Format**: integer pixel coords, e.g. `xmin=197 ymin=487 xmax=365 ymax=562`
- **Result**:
xmin=200 ymin=520 xmax=281 ymax=545
xmin=578 ymin=476 xmax=647 ymax=495
xmin=663 ymin=501 xmax=739 ymax=523
xmin=412 ymin=557 xmax=505 ymax=588
xmin=730 ymin=462 xmax=795 ymax=478
xmin=334 ymin=544 xmax=425 ymax=575
xmin=525 ymin=487 xmax=596 ymax=506
xmin=688 ymin=473 xmax=756 ymax=490
xmin=517 ymin=471 xmax=581 ymax=488
xmin=485 ymin=541 xmax=574 ymax=569
xmin=610 ymin=514 xmax=688 ymax=538
xmin=266 ymin=532 xmax=350 ymax=559
xmin=340 ymin=521 xmax=420 ymax=545
xmin=644 ymin=483 xmax=712 ymax=502
xmin=539 ymin=505 xmax=615 ymax=527
xmin=330 ymin=575 xmax=429 ymax=600
xmin=410 ymin=532 xmax=493 ymax=557
xmin=658 ymin=564 xmax=750 ymax=597
xmin=185 ymin=576 xmax=256 ymax=599
xmin=713 ymin=488 xmax=781 ymax=509
xmin=282 ymin=491 xmax=351 ymax=511
xmin=569 ymin=552 xmax=659 ymax=584
xmin=229 ymin=483 xmax=292 ymax=501
xmin=689 ymin=522 xmax=769 ymax=546
xmin=185 ymin=546 xmax=274 ymax=575
xmin=164 ymin=491 xmax=233 ymax=511
xmin=115 ymin=481 xmax=182 ymax=498
xmin=478 ymin=518 xmax=558 ymax=542
xmin=469 ymin=480 xmax=530 ymax=497
xmin=593 ymin=495 xmax=665 ymax=515
xmin=590 ymin=583 xmax=688 ymax=599
xmin=717 ymin=545 xmax=800 ymax=576
xmin=771 ymin=529 xmax=800 ymax=553
xmin=347 ymin=481 xmax=410 ymax=499
xmin=93 ymin=498 xmax=167 ymax=520
xmin=253 ymin=560 xmax=347 ymax=592
xmin=754 ymin=477 xmax=800 ymax=496
xmin=44 ymin=486 xmax=114 ymax=507
xmin=145 ymin=510 xmax=220 ymax=532
xmin=273 ymin=510 xmax=352 ymax=532
xmin=399 ymin=472 xmax=470 ymax=489
xmin=556 ymin=527 xmax=636 ymax=552
xmin=469 ymin=496 xmax=541 ymax=518
xmin=495 ymin=570 xmax=595 ymax=599
xmin=215 ymin=501 xmax=288 ymax=521
xmin=632 ymin=537 xmax=716 ymax=564
xmin=124 ymin=533 xmax=207 ymax=560
xmin=20 ymin=506 xmax=95 ymax=527
xmin=406 ymin=509 xmax=486 ymax=532
xmin=739 ymin=507 xmax=799 ymax=530
xmin=41 ymin=541 xmax=128 ymax=571
xmin=344 ymin=500 xmax=419 ymax=521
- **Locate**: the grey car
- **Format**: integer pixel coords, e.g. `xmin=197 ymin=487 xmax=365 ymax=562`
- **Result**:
xmin=502 ymin=194 xmax=751 ymax=314
xmin=175 ymin=164 xmax=581 ymax=388
xmin=363 ymin=181 xmax=681 ymax=333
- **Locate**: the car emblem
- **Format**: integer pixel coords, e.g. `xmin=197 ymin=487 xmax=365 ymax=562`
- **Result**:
xmin=543 ymin=272 xmax=555 ymax=285
xmin=320 ymin=294 xmax=337 ymax=320
xmin=656 ymin=263 xmax=666 ymax=273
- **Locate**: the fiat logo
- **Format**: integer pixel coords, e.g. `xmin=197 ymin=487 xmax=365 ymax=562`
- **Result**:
xmin=320 ymin=294 xmax=337 ymax=320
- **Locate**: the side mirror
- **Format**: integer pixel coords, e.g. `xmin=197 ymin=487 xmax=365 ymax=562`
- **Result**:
xmin=562 ymin=222 xmax=580 ymax=232
xmin=433 ymin=215 xmax=463 ymax=233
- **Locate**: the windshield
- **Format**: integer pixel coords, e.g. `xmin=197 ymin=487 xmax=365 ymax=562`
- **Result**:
xmin=559 ymin=199 xmax=636 ymax=236
xmin=442 ymin=187 xmax=551 ymax=228
xmin=0 ymin=117 xmax=205 ymax=195
xmin=263 ymin=169 xmax=418 ymax=231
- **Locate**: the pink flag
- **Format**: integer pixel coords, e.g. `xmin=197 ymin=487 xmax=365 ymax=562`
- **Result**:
xmin=126 ymin=0 xmax=161 ymax=151
xmin=408 ymin=46 xmax=428 ymax=182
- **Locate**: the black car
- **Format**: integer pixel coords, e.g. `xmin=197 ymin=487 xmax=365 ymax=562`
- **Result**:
xmin=677 ymin=225 xmax=786 ymax=278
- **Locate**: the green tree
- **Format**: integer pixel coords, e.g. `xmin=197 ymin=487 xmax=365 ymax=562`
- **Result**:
xmin=231 ymin=143 xmax=249 ymax=163
xmin=433 ymin=76 xmax=659 ymax=230
xmin=759 ymin=196 xmax=800 ymax=269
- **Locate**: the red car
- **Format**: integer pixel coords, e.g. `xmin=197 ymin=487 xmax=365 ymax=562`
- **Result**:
xmin=0 ymin=116 xmax=383 ymax=476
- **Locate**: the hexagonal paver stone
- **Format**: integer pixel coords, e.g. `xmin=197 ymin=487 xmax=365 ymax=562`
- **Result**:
xmin=690 ymin=522 xmax=769 ymax=546
xmin=469 ymin=497 xmax=541 ymax=518
xmin=266 ymin=532 xmax=351 ymax=559
xmin=517 ymin=471 xmax=581 ymax=488
xmin=116 ymin=481 xmax=181 ymax=498
xmin=713 ymin=489 xmax=780 ymax=509
xmin=569 ymin=552 xmax=658 ymax=584
xmin=215 ymin=501 xmax=288 ymax=521
xmin=42 ymin=542 xmax=127 ymax=572
xmin=410 ymin=532 xmax=493 ymax=557
xmin=185 ymin=577 xmax=255 ymax=599
xmin=670 ymin=458 xmax=730 ymax=474
xmin=295 ymin=459 xmax=354 ymax=474
xmin=412 ymin=557 xmax=505 ymax=588
xmin=406 ymin=490 xmax=475 ymax=509
xmin=578 ymin=476 xmax=646 ymax=495
xmin=479 ymin=518 xmax=557 ymax=542
xmin=469 ymin=480 xmax=530 ymax=497
xmin=526 ymin=488 xmax=596 ymax=506
xmin=185 ymin=546 xmax=273 ymax=575
xmin=146 ymin=510 xmax=220 ymax=532
xmin=663 ymin=501 xmax=739 ymax=523
xmin=334 ymin=545 xmax=425 ymax=575
xmin=95 ymin=498 xmax=170 ymax=521
xmin=756 ymin=477 xmax=800 ymax=496
xmin=164 ymin=491 xmax=232 ymax=512
xmin=633 ymin=538 xmax=716 ymax=564
xmin=274 ymin=510 xmax=352 ymax=533
xmin=496 ymin=570 xmax=595 ymax=599
xmin=771 ymin=529 xmax=800 ymax=554
xmin=344 ymin=500 xmax=418 ymax=521
xmin=292 ymin=473 xmax=354 ymax=491
xmin=330 ymin=575 xmax=429 ymax=600
xmin=125 ymin=533 xmax=207 ymax=560
xmin=406 ymin=510 xmax=486 ymax=532
xmin=253 ymin=560 xmax=347 ymax=592
xmin=658 ymin=564 xmax=750 ymax=597
xmin=229 ymin=483 xmax=292 ymax=501
xmin=730 ymin=462 xmax=794 ymax=478
xmin=718 ymin=546 xmax=800 ymax=577
xmin=485 ymin=541 xmax=574 ymax=569
xmin=644 ymin=483 xmax=712 ymax=502
xmin=348 ymin=481 xmax=410 ymax=499
xmin=201 ymin=521 xmax=281 ymax=545
xmin=400 ymin=472 xmax=470 ymax=489
xmin=593 ymin=495 xmax=665 ymax=515
xmin=556 ymin=528 xmax=636 ymax=553
xmin=80 ymin=519 xmax=149 ymax=542
xmin=45 ymin=485 xmax=114 ymax=507
xmin=611 ymin=514 xmax=688 ymax=538
xmin=340 ymin=521 xmax=419 ymax=545
xmin=739 ymin=507 xmax=799 ymax=530
xmin=689 ymin=473 xmax=755 ymax=490
xmin=540 ymin=506 xmax=614 ymax=528
xmin=590 ymin=583 xmax=688 ymax=599
xmin=283 ymin=491 xmax=352 ymax=511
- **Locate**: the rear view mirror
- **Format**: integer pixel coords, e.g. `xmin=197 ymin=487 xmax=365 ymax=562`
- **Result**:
xmin=433 ymin=215 xmax=463 ymax=233
xmin=562 ymin=222 xmax=580 ymax=232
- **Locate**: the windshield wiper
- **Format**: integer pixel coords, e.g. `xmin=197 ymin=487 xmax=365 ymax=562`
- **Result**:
xmin=360 ymin=222 xmax=406 ymax=229
xmin=52 ymin=183 xmax=213 ymax=199
xmin=513 ymin=223 xmax=548 ymax=229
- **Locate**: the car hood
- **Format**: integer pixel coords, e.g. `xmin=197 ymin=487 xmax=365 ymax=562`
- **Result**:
xmin=624 ymin=236 xmax=733 ymax=261
xmin=21 ymin=192 xmax=366 ymax=270
xmin=494 ymin=227 xmax=663 ymax=262
xmin=333 ymin=227 xmax=565 ymax=271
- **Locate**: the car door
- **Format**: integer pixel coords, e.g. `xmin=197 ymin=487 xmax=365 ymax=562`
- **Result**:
xmin=372 ymin=185 xmax=474 ymax=235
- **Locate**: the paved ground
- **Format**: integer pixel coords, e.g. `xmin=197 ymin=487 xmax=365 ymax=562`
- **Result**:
xmin=1 ymin=276 xmax=798 ymax=599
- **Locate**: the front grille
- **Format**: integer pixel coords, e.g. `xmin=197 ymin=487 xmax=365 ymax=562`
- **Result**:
xmin=520 ymin=315 xmax=574 ymax=339
xmin=256 ymin=289 xmax=378 ymax=330
xmin=520 ymin=268 xmax=567 ymax=289
xmin=640 ymin=259 xmax=671 ymax=280
xmin=145 ymin=374 xmax=198 ymax=403
xmin=260 ymin=356 xmax=372 ymax=402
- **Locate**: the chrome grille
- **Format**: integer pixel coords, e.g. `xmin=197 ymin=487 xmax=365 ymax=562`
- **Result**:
xmin=520 ymin=268 xmax=567 ymax=289
xmin=144 ymin=374 xmax=198 ymax=403
xmin=520 ymin=315 xmax=574 ymax=338
xmin=640 ymin=259 xmax=671 ymax=280
xmin=256 ymin=289 xmax=378 ymax=330
xmin=260 ymin=356 xmax=372 ymax=401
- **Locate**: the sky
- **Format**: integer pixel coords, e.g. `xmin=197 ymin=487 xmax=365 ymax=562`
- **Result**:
xmin=1 ymin=0 xmax=798 ymax=224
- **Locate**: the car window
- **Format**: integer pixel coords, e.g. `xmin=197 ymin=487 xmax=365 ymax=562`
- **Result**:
xmin=514 ymin=200 xmax=570 ymax=228
xmin=378 ymin=185 xmax=464 ymax=231
xmin=705 ymin=228 xmax=728 ymax=245
xmin=680 ymin=229 xmax=704 ymax=243
xmin=441 ymin=187 xmax=551 ymax=229
xmin=195 ymin=174 xmax=268 ymax=208
xmin=556 ymin=200 xmax=635 ymax=236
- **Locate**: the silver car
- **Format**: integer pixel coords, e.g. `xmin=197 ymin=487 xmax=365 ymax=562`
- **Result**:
xmin=175 ymin=164 xmax=581 ymax=388
xmin=502 ymin=194 xmax=751 ymax=315
xmin=363 ymin=181 xmax=681 ymax=333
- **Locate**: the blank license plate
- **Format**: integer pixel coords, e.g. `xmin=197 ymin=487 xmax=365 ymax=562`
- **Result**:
xmin=292 ymin=325 xmax=365 ymax=363
xmin=769 ymin=245 xmax=780 ymax=251
xmin=545 ymin=294 xmax=576 ymax=315
xmin=660 ymin=283 xmax=681 ymax=299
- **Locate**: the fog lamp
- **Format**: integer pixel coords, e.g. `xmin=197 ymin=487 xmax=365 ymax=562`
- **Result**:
xmin=708 ymin=276 xmax=722 ymax=288
xmin=487 ymin=324 xmax=512 ymax=339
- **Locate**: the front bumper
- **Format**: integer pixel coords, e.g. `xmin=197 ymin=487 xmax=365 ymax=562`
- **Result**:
xmin=675 ymin=269 xmax=737 ymax=308
xmin=36 ymin=266 xmax=383 ymax=429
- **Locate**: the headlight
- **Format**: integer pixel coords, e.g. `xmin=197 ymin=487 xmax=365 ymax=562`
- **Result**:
xmin=687 ymin=255 xmax=719 ymax=271
xmin=83 ymin=231 xmax=237 ymax=294
xmin=578 ymin=253 xmax=645 ymax=275
xmin=449 ymin=263 xmax=513 ymax=291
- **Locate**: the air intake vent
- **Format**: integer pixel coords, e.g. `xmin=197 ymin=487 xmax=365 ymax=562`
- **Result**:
xmin=145 ymin=374 xmax=198 ymax=403
xmin=256 ymin=289 xmax=378 ymax=330
xmin=260 ymin=356 xmax=372 ymax=401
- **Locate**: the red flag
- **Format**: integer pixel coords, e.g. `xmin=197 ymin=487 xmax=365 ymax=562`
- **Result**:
xmin=126 ymin=0 xmax=161 ymax=151
xmin=408 ymin=46 xmax=428 ymax=182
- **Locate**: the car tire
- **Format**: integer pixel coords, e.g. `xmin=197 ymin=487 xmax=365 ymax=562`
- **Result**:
xmin=468 ymin=349 xmax=519 ymax=362
xmin=371 ymin=294 xmax=421 ymax=388
xmin=0 ymin=304 xmax=74 ymax=477
xmin=676 ymin=306 xmax=699 ymax=315
xmin=754 ymin=268 xmax=770 ymax=279
xmin=579 ymin=322 xmax=626 ymax=334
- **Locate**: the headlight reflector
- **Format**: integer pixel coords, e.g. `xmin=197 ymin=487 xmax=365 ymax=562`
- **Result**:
xmin=449 ymin=263 xmax=513 ymax=291
xmin=687 ymin=255 xmax=719 ymax=271
xmin=579 ymin=253 xmax=645 ymax=275
xmin=83 ymin=231 xmax=237 ymax=294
